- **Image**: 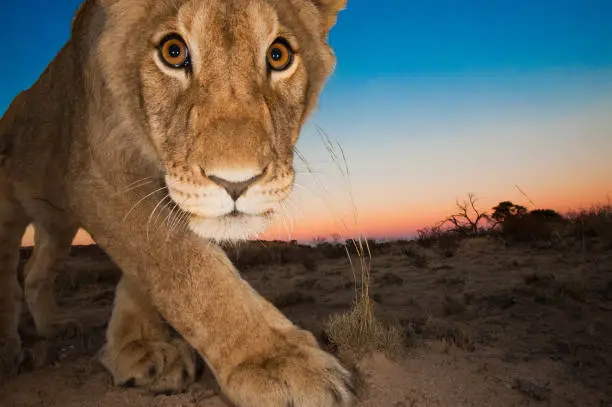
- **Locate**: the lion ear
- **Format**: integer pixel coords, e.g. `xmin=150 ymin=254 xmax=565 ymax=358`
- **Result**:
xmin=310 ymin=0 xmax=347 ymax=34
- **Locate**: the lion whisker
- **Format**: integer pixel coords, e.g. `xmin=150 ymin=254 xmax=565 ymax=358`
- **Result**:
xmin=146 ymin=194 xmax=171 ymax=242
xmin=165 ymin=195 xmax=191 ymax=241
xmin=122 ymin=186 xmax=168 ymax=221
xmin=112 ymin=177 xmax=157 ymax=197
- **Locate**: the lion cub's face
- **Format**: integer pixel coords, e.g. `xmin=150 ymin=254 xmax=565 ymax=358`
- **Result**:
xmin=99 ymin=0 xmax=344 ymax=242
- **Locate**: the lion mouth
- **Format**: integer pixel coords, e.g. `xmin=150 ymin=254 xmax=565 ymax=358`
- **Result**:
xmin=163 ymin=174 xmax=280 ymax=241
xmin=186 ymin=208 xmax=273 ymax=242
xmin=188 ymin=207 xmax=274 ymax=220
xmin=190 ymin=210 xmax=265 ymax=220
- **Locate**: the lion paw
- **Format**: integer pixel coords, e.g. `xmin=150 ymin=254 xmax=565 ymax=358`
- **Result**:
xmin=99 ymin=337 xmax=197 ymax=395
xmin=224 ymin=332 xmax=355 ymax=407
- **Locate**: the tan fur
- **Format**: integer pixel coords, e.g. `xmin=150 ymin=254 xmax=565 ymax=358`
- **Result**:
xmin=0 ymin=0 xmax=353 ymax=405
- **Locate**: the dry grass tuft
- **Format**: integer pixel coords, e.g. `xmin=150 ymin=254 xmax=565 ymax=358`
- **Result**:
xmin=303 ymin=128 xmax=406 ymax=359
xmin=326 ymin=295 xmax=406 ymax=358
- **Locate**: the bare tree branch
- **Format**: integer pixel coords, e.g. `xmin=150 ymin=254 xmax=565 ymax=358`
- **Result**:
xmin=443 ymin=193 xmax=490 ymax=236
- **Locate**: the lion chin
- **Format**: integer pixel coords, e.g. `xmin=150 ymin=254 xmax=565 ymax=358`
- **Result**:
xmin=164 ymin=173 xmax=283 ymax=242
xmin=188 ymin=212 xmax=271 ymax=242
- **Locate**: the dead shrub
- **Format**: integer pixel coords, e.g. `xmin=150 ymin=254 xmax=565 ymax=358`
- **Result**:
xmin=437 ymin=232 xmax=460 ymax=257
xmin=416 ymin=225 xmax=461 ymax=257
xmin=416 ymin=225 xmax=443 ymax=248
xmin=568 ymin=204 xmax=612 ymax=249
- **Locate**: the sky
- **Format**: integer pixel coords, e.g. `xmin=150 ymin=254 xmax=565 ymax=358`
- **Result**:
xmin=1 ymin=0 xmax=611 ymax=245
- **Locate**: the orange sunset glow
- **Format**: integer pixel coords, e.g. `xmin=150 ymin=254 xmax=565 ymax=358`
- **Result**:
xmin=6 ymin=1 xmax=612 ymax=248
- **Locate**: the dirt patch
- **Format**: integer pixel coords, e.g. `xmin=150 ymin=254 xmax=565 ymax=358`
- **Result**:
xmin=1 ymin=237 xmax=612 ymax=406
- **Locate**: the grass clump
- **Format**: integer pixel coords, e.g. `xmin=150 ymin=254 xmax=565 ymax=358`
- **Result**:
xmin=298 ymin=129 xmax=406 ymax=359
xmin=327 ymin=295 xmax=405 ymax=358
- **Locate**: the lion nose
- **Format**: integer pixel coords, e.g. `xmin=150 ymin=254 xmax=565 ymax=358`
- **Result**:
xmin=204 ymin=168 xmax=265 ymax=201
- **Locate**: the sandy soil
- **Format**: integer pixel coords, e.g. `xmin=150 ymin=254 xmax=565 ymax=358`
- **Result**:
xmin=1 ymin=236 xmax=611 ymax=407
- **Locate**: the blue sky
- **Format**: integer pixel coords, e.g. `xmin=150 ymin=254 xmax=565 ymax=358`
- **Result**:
xmin=331 ymin=0 xmax=612 ymax=78
xmin=2 ymin=1 xmax=611 ymax=243
xmin=3 ymin=1 xmax=611 ymax=111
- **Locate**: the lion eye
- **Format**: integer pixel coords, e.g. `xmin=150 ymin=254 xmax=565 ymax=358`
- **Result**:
xmin=266 ymin=38 xmax=294 ymax=72
xmin=159 ymin=34 xmax=190 ymax=69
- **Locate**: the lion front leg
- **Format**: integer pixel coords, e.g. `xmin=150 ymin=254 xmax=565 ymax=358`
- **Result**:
xmin=0 ymin=179 xmax=31 ymax=380
xmin=116 ymin=247 xmax=354 ymax=407
xmin=96 ymin=241 xmax=355 ymax=406
xmin=76 ymin=180 xmax=355 ymax=406
xmin=99 ymin=275 xmax=198 ymax=394
xmin=23 ymin=222 xmax=81 ymax=340
xmin=96 ymin=236 xmax=354 ymax=407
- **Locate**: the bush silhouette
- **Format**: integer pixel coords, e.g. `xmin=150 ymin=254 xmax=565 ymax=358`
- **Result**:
xmin=492 ymin=202 xmax=565 ymax=243
xmin=529 ymin=209 xmax=564 ymax=222
xmin=502 ymin=213 xmax=552 ymax=242
xmin=491 ymin=201 xmax=527 ymax=225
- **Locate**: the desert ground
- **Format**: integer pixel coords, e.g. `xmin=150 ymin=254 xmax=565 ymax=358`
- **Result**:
xmin=1 ymin=232 xmax=611 ymax=407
